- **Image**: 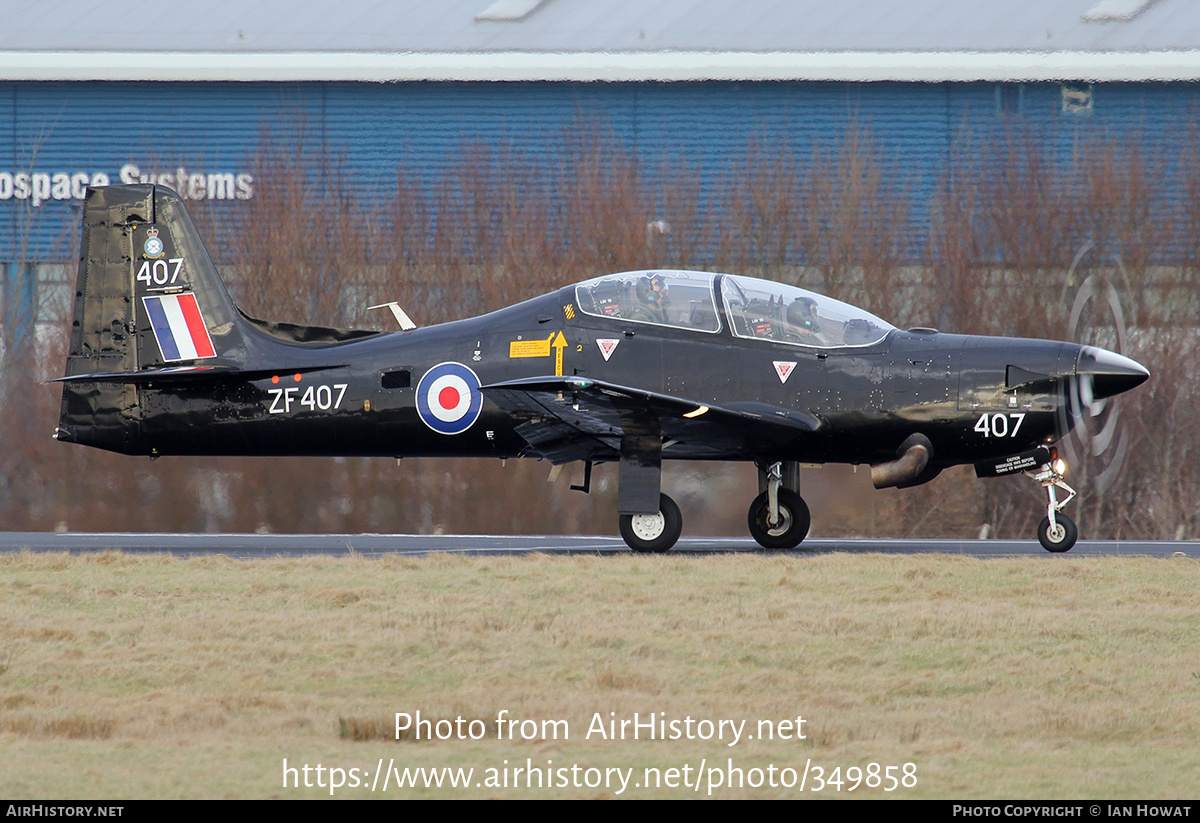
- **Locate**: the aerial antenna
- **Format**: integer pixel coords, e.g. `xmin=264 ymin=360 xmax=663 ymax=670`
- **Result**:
xmin=368 ymin=301 xmax=418 ymax=330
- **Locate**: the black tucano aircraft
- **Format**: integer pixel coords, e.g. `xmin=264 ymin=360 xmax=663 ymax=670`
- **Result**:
xmin=54 ymin=185 xmax=1149 ymax=552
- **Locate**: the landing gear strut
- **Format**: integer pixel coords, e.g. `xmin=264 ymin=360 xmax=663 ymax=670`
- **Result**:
xmin=1028 ymin=452 xmax=1078 ymax=552
xmin=748 ymin=461 xmax=810 ymax=549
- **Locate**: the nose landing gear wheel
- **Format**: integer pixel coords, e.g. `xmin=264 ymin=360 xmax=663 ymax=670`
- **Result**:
xmin=748 ymin=489 xmax=810 ymax=549
xmin=1038 ymin=513 xmax=1078 ymax=552
xmin=619 ymin=493 xmax=682 ymax=553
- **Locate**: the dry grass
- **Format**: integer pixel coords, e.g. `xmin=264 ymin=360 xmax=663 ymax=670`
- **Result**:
xmin=0 ymin=551 xmax=1197 ymax=798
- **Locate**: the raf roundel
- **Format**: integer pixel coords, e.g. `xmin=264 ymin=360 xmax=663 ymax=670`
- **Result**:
xmin=416 ymin=362 xmax=484 ymax=435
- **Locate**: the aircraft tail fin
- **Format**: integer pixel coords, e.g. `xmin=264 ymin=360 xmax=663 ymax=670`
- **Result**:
xmin=56 ymin=184 xmax=383 ymax=453
xmin=64 ymin=184 xmax=247 ymax=379
xmin=57 ymin=184 xmax=253 ymax=452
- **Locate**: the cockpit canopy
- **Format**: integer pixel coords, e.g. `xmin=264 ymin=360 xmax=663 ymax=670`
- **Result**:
xmin=574 ymin=270 xmax=723 ymax=333
xmin=573 ymin=270 xmax=895 ymax=349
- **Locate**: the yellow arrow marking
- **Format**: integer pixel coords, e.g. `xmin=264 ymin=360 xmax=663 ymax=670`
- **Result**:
xmin=552 ymin=331 xmax=567 ymax=376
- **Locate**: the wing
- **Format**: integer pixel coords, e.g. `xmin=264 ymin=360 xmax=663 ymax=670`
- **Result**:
xmin=481 ymin=375 xmax=821 ymax=464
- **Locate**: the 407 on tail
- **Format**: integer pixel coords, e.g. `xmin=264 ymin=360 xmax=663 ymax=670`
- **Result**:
xmin=54 ymin=185 xmax=1149 ymax=552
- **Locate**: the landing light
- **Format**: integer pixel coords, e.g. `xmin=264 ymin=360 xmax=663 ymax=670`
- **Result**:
xmin=683 ymin=405 xmax=708 ymax=418
xmin=1053 ymin=458 xmax=1067 ymax=476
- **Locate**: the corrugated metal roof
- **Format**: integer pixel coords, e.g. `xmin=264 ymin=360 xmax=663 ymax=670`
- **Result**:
xmin=3 ymin=0 xmax=1200 ymax=80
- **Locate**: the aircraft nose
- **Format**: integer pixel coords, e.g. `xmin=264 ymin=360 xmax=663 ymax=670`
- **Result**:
xmin=1076 ymin=346 xmax=1149 ymax=400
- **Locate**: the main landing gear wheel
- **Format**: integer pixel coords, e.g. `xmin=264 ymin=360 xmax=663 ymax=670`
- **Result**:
xmin=747 ymin=489 xmax=810 ymax=549
xmin=620 ymin=493 xmax=682 ymax=553
xmin=1038 ymin=513 xmax=1078 ymax=553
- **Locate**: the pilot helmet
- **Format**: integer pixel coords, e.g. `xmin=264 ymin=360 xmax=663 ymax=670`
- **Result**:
xmin=787 ymin=296 xmax=818 ymax=327
xmin=636 ymin=274 xmax=667 ymax=304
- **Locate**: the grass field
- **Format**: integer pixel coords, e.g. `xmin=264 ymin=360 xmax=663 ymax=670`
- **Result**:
xmin=0 ymin=550 xmax=1197 ymax=799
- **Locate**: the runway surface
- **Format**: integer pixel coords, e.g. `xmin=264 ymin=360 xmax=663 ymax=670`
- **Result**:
xmin=1 ymin=532 xmax=1196 ymax=558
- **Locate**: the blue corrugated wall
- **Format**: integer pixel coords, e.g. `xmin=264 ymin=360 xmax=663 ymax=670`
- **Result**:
xmin=1 ymin=78 xmax=1195 ymax=261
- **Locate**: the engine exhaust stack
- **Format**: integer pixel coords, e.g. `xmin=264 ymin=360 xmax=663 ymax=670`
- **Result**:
xmin=871 ymin=434 xmax=933 ymax=489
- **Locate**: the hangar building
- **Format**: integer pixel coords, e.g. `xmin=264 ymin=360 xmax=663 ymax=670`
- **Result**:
xmin=2 ymin=0 xmax=1199 ymax=335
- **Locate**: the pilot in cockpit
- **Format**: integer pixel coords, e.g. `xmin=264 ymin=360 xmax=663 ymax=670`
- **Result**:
xmin=786 ymin=296 xmax=821 ymax=342
xmin=630 ymin=273 xmax=670 ymax=323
